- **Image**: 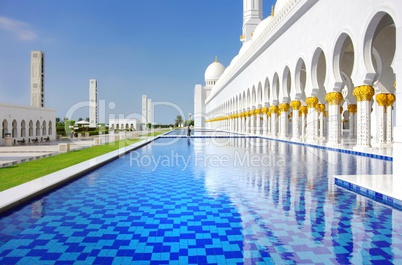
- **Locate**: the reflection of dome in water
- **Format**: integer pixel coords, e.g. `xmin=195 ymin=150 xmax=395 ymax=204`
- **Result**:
xmin=205 ymin=57 xmax=226 ymax=86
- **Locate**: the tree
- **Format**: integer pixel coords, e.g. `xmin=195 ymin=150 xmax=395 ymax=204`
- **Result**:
xmin=78 ymin=117 xmax=83 ymax=121
xmin=85 ymin=117 xmax=90 ymax=122
xmin=175 ymin=115 xmax=183 ymax=127
xmin=146 ymin=123 xmax=152 ymax=129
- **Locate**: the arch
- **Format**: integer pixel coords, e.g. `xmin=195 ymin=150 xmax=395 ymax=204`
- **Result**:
xmin=295 ymin=58 xmax=307 ymax=99
xmin=264 ymin=77 xmax=270 ymax=104
xmin=251 ymin=86 xmax=257 ymax=108
xmin=21 ymin=120 xmax=26 ymax=137
xmin=29 ymin=120 xmax=33 ymax=137
xmin=257 ymin=82 xmax=263 ymax=106
xmin=281 ymin=66 xmax=291 ymax=102
xmin=364 ymin=12 xmax=396 ymax=93
xmin=246 ymin=88 xmax=251 ymax=108
xmin=48 ymin=121 xmax=53 ymax=135
xmin=2 ymin=119 xmax=8 ymax=138
xmin=311 ymin=47 xmax=327 ymax=93
xmin=333 ymin=33 xmax=355 ymax=93
xmin=42 ymin=121 xmax=47 ymax=136
xmin=12 ymin=119 xmax=17 ymax=138
xmin=272 ymin=73 xmax=280 ymax=104
xmin=36 ymin=121 xmax=41 ymax=136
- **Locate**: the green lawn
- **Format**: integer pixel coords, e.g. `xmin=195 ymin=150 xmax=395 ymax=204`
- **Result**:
xmin=0 ymin=130 xmax=168 ymax=192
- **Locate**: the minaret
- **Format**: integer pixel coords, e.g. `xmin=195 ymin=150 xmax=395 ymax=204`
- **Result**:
xmin=30 ymin=51 xmax=45 ymax=107
xmin=89 ymin=79 xmax=98 ymax=128
xmin=142 ymin=95 xmax=147 ymax=125
xmin=241 ymin=0 xmax=263 ymax=44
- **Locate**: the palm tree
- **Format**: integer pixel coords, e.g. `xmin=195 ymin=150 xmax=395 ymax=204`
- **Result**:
xmin=175 ymin=115 xmax=183 ymax=127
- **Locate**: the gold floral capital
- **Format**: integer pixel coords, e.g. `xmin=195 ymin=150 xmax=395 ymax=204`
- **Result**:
xmin=353 ymin=85 xmax=375 ymax=102
xmin=375 ymin=93 xmax=388 ymax=106
xmin=319 ymin=104 xmax=325 ymax=113
xmin=255 ymin=108 xmax=262 ymax=115
xmin=348 ymin=104 xmax=357 ymax=113
xmin=306 ymin=97 xmax=318 ymax=108
xmin=325 ymin=92 xmax=343 ymax=105
xmin=300 ymin=106 xmax=308 ymax=115
xmin=387 ymin=94 xmax=396 ymax=107
xmin=290 ymin=100 xmax=301 ymax=110
xmin=278 ymin=103 xmax=290 ymax=113
xmin=269 ymin=105 xmax=278 ymax=114
xmin=261 ymin=107 xmax=269 ymax=114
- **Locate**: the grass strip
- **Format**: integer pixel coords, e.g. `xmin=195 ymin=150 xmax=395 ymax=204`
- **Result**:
xmin=0 ymin=130 xmax=168 ymax=191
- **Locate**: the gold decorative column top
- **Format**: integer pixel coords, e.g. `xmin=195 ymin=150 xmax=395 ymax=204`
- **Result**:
xmin=348 ymin=104 xmax=357 ymax=113
xmin=269 ymin=105 xmax=278 ymax=114
xmin=325 ymin=92 xmax=343 ymax=105
xmin=387 ymin=94 xmax=396 ymax=106
xmin=254 ymin=108 xmax=262 ymax=115
xmin=353 ymin=85 xmax=375 ymax=102
xmin=375 ymin=93 xmax=388 ymax=106
xmin=278 ymin=103 xmax=290 ymax=113
xmin=290 ymin=100 xmax=301 ymax=110
xmin=306 ymin=97 xmax=318 ymax=108
xmin=300 ymin=106 xmax=308 ymax=115
xmin=262 ymin=107 xmax=269 ymax=114
xmin=319 ymin=104 xmax=325 ymax=113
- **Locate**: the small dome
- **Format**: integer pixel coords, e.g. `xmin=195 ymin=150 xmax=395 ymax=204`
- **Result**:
xmin=205 ymin=57 xmax=225 ymax=86
xmin=252 ymin=15 xmax=273 ymax=40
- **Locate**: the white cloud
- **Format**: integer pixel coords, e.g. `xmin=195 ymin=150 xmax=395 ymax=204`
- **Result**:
xmin=0 ymin=16 xmax=37 ymax=41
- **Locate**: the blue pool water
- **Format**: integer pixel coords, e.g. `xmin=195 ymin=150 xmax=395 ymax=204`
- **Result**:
xmin=0 ymin=136 xmax=400 ymax=264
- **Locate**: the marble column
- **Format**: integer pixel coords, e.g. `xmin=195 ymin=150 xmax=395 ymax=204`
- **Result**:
xmin=386 ymin=94 xmax=395 ymax=144
xmin=305 ymin=97 xmax=319 ymax=142
xmin=278 ymin=103 xmax=290 ymax=139
xmin=300 ymin=106 xmax=308 ymax=140
xmin=290 ymin=100 xmax=301 ymax=141
xmin=255 ymin=108 xmax=262 ymax=135
xmin=318 ymin=104 xmax=325 ymax=140
xmin=325 ymin=92 xmax=343 ymax=145
xmin=353 ymin=85 xmax=375 ymax=148
xmin=375 ymin=93 xmax=387 ymax=145
xmin=270 ymin=105 xmax=278 ymax=138
xmin=348 ymin=104 xmax=357 ymax=139
xmin=262 ymin=106 xmax=269 ymax=135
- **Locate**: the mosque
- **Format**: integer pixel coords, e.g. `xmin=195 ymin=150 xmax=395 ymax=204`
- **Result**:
xmin=0 ymin=51 xmax=56 ymax=146
xmin=194 ymin=0 xmax=401 ymax=173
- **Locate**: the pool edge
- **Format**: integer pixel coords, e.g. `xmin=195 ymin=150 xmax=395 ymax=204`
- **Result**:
xmin=0 ymin=135 xmax=162 ymax=214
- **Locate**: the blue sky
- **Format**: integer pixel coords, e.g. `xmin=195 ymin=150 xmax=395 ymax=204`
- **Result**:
xmin=0 ymin=0 xmax=274 ymax=124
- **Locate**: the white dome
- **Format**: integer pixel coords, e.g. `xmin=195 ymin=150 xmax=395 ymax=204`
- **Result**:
xmin=205 ymin=57 xmax=225 ymax=84
xmin=252 ymin=16 xmax=273 ymax=40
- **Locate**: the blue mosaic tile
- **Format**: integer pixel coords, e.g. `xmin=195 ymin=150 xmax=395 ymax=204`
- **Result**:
xmin=0 ymin=137 xmax=401 ymax=264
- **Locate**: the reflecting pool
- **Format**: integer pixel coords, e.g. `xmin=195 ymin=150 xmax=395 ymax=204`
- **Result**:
xmin=0 ymin=136 xmax=400 ymax=264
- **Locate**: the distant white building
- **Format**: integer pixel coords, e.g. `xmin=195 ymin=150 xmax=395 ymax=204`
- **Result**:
xmin=89 ymin=79 xmax=98 ymax=128
xmin=1 ymin=50 xmax=56 ymax=146
xmin=0 ymin=104 xmax=56 ymax=146
xmin=30 ymin=51 xmax=45 ymax=108
xmin=109 ymin=118 xmax=141 ymax=132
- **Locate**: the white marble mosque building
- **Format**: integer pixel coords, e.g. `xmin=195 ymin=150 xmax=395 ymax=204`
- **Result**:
xmin=0 ymin=51 xmax=56 ymax=146
xmin=194 ymin=0 xmax=402 ymax=170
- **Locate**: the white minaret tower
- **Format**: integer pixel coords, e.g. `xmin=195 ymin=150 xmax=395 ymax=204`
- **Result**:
xmin=89 ymin=79 xmax=98 ymax=128
xmin=147 ymin=99 xmax=152 ymax=124
xmin=30 ymin=51 xmax=45 ymax=107
xmin=142 ymin=95 xmax=147 ymax=125
xmin=241 ymin=0 xmax=263 ymax=44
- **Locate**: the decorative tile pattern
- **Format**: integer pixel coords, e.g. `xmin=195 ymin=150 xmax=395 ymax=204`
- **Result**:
xmin=0 ymin=137 xmax=401 ymax=264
